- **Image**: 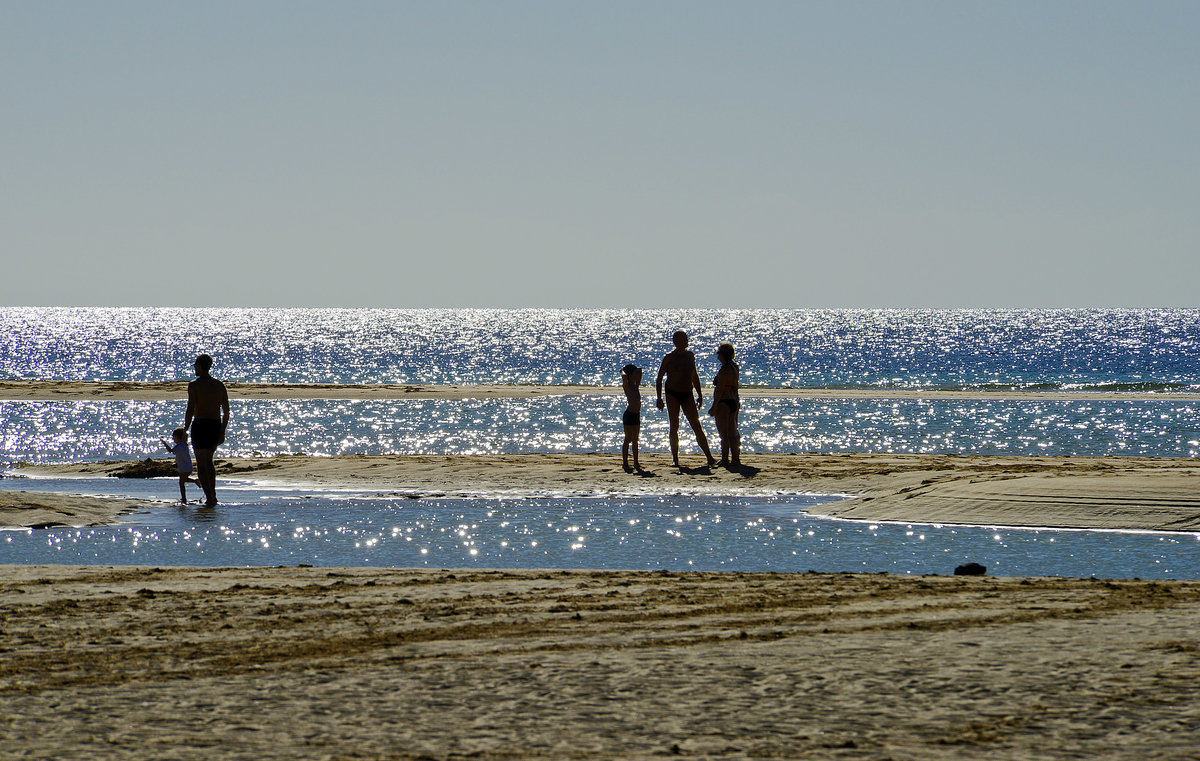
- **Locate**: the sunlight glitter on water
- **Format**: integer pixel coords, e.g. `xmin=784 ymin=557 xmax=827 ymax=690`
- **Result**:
xmin=5 ymin=307 xmax=1200 ymax=390
xmin=4 ymin=396 xmax=1199 ymax=463
xmin=4 ymin=486 xmax=1200 ymax=579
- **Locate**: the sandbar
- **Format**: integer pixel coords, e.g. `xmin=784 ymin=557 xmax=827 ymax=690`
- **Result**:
xmin=7 ymin=452 xmax=1200 ymax=532
xmin=4 ymin=378 xmax=1200 ymax=401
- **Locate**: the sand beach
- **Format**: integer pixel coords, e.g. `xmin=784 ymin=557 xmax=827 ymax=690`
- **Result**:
xmin=3 ymin=564 xmax=1200 ymax=760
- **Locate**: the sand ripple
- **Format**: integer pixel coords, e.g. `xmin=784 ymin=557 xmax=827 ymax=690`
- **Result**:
xmin=2 ymin=566 xmax=1199 ymax=759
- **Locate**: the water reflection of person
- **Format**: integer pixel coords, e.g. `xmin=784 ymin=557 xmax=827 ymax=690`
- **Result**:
xmin=709 ymin=341 xmax=741 ymax=467
xmin=655 ymin=330 xmax=717 ymax=470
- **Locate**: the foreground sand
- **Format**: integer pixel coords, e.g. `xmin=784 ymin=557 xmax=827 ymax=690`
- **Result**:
xmin=7 ymin=452 xmax=1200 ymax=532
xmin=2 ymin=565 xmax=1199 ymax=760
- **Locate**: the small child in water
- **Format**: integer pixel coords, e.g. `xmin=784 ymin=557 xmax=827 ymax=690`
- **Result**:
xmin=160 ymin=427 xmax=196 ymax=503
xmin=621 ymin=364 xmax=643 ymax=472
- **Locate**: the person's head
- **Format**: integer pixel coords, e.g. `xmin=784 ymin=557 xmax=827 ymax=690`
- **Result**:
xmin=621 ymin=364 xmax=642 ymax=384
xmin=172 ymin=427 xmax=188 ymax=443
xmin=672 ymin=330 xmax=689 ymax=349
xmin=718 ymin=342 xmax=735 ymax=363
xmin=194 ymin=354 xmax=213 ymax=376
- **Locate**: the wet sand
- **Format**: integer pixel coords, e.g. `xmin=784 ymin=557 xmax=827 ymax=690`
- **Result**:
xmin=3 ymin=564 xmax=1199 ymax=760
xmin=0 ymin=489 xmax=161 ymax=530
xmin=7 ymin=452 xmax=1200 ymax=532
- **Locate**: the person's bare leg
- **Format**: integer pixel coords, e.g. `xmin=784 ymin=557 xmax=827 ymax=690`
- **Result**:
xmin=623 ymin=425 xmax=641 ymax=471
xmin=178 ymin=475 xmax=188 ymax=503
xmin=195 ymin=449 xmax=217 ymax=506
xmin=730 ymin=410 xmax=741 ymax=466
xmin=683 ymin=405 xmax=717 ymax=467
xmin=666 ymin=397 xmax=682 ymax=467
xmin=713 ymin=406 xmax=731 ymax=465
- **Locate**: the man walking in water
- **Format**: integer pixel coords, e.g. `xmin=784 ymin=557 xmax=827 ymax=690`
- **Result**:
xmin=185 ymin=353 xmax=230 ymax=507
xmin=656 ymin=330 xmax=717 ymax=470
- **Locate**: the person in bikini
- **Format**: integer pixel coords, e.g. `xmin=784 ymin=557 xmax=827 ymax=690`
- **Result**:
xmin=709 ymin=341 xmax=741 ymax=467
xmin=655 ymin=330 xmax=717 ymax=470
xmin=185 ymin=353 xmax=230 ymax=507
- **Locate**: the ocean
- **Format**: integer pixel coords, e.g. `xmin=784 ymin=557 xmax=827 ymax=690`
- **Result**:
xmin=2 ymin=308 xmax=1199 ymax=576
xmin=5 ymin=307 xmax=1200 ymax=390
xmin=3 ymin=307 xmax=1199 ymax=463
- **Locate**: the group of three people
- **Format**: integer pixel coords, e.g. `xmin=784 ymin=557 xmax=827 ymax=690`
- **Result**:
xmin=622 ymin=330 xmax=741 ymax=473
xmin=167 ymin=336 xmax=733 ymax=505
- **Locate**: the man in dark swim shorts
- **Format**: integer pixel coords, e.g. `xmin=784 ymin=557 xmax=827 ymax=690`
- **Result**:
xmin=185 ymin=354 xmax=230 ymax=507
xmin=190 ymin=418 xmax=223 ymax=450
xmin=665 ymin=388 xmax=693 ymax=407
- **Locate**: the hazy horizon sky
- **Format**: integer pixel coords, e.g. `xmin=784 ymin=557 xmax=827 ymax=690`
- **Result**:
xmin=4 ymin=1 xmax=1197 ymax=309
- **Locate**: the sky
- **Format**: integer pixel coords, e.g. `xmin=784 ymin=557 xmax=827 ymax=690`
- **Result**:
xmin=3 ymin=1 xmax=1198 ymax=309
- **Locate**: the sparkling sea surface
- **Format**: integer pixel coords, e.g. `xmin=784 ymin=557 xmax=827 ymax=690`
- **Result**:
xmin=5 ymin=307 xmax=1200 ymax=390
xmin=3 ymin=308 xmax=1199 ymax=576
xmin=3 ymin=397 xmax=1199 ymax=463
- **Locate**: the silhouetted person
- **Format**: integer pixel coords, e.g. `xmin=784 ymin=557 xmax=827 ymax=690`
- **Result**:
xmin=656 ymin=330 xmax=716 ymax=470
xmin=621 ymin=363 xmax=643 ymax=472
xmin=159 ymin=426 xmax=197 ymax=504
xmin=185 ymin=353 xmax=229 ymax=507
xmin=710 ymin=341 xmax=741 ymax=467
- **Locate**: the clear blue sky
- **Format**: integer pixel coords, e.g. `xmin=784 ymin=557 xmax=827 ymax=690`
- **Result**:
xmin=3 ymin=1 xmax=1197 ymax=308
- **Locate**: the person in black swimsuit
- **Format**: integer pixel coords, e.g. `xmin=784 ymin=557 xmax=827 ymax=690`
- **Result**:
xmin=655 ymin=330 xmax=717 ymax=470
xmin=709 ymin=341 xmax=741 ymax=467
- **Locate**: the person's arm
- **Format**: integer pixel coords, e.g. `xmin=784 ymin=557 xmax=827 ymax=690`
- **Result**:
xmin=689 ymin=354 xmax=703 ymax=405
xmin=219 ymin=384 xmax=230 ymax=444
xmin=184 ymin=385 xmax=195 ymax=431
xmin=655 ymin=358 xmax=667 ymax=409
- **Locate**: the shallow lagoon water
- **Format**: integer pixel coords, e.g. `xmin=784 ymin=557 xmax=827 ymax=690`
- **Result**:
xmin=3 ymin=478 xmax=1198 ymax=579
